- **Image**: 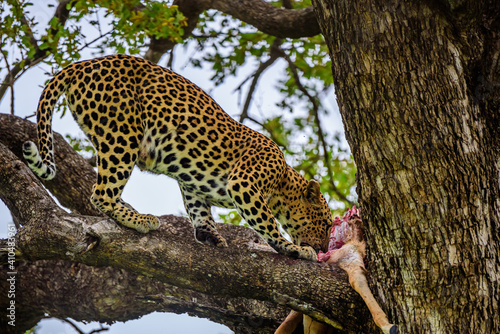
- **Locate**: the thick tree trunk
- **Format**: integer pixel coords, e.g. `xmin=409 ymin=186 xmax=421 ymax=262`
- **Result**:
xmin=313 ymin=0 xmax=500 ymax=333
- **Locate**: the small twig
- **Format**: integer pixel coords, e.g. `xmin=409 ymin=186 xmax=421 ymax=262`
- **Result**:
xmin=60 ymin=318 xmax=109 ymax=334
xmin=89 ymin=326 xmax=110 ymax=334
xmin=76 ymin=31 xmax=113 ymax=53
xmin=0 ymin=47 xmax=15 ymax=114
xmin=246 ymin=116 xmax=264 ymax=127
xmin=93 ymin=9 xmax=103 ymax=36
xmin=233 ymin=38 xmax=283 ymax=92
xmin=9 ymin=72 xmax=13 ymax=115
xmin=167 ymin=48 xmax=174 ymax=68
xmin=19 ymin=8 xmax=41 ymax=53
xmin=238 ymin=39 xmax=283 ymax=122
xmin=244 ymin=116 xmax=286 ymax=148
xmin=191 ymin=32 xmax=224 ymax=39
xmin=259 ymin=119 xmax=292 ymax=151
xmin=278 ymin=48 xmax=355 ymax=206
xmin=61 ymin=318 xmax=85 ymax=334
xmin=0 ymin=55 xmax=49 ymax=104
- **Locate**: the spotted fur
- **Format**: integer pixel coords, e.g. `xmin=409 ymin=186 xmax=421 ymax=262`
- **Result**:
xmin=23 ymin=54 xmax=332 ymax=260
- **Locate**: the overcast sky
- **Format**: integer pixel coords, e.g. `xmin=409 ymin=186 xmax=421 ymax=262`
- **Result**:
xmin=0 ymin=1 xmax=345 ymax=333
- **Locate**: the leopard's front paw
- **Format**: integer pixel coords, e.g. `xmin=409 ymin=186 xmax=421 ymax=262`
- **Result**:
xmin=145 ymin=214 xmax=160 ymax=230
xmin=195 ymin=227 xmax=228 ymax=248
xmin=298 ymin=245 xmax=318 ymax=261
xmin=133 ymin=214 xmax=160 ymax=233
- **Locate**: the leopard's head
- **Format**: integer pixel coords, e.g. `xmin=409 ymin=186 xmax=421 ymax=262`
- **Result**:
xmin=286 ymin=180 xmax=333 ymax=253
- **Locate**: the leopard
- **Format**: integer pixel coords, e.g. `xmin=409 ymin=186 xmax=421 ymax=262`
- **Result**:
xmin=23 ymin=54 xmax=333 ymax=261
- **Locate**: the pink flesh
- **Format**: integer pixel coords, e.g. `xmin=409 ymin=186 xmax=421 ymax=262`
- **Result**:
xmin=317 ymin=206 xmax=359 ymax=262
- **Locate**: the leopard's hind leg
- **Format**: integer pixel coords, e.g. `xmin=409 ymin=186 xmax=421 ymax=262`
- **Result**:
xmin=180 ymin=186 xmax=228 ymax=247
xmin=91 ymin=150 xmax=159 ymax=233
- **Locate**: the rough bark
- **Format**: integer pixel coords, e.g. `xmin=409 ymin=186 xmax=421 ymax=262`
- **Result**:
xmin=0 ymin=258 xmax=288 ymax=334
xmin=312 ymin=0 xmax=500 ymax=333
xmin=0 ymin=114 xmax=376 ymax=333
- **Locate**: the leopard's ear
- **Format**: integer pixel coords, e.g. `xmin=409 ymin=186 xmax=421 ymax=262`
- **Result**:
xmin=304 ymin=180 xmax=321 ymax=206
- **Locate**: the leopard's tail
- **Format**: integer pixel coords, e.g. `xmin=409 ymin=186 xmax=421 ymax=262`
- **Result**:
xmin=23 ymin=66 xmax=73 ymax=180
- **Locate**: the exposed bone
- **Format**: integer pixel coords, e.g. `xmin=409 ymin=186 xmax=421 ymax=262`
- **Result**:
xmin=275 ymin=310 xmax=304 ymax=334
xmin=303 ymin=314 xmax=335 ymax=334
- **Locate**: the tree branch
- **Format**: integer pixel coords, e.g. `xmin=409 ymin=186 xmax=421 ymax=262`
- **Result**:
xmin=210 ymin=0 xmax=320 ymax=38
xmin=144 ymin=0 xmax=320 ymax=63
xmin=0 ymin=258 xmax=286 ymax=333
xmin=0 ymin=115 xmax=377 ymax=333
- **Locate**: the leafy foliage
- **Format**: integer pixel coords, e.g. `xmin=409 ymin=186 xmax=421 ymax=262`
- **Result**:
xmin=0 ymin=0 xmax=186 ymax=68
xmin=65 ymin=134 xmax=95 ymax=157
xmin=73 ymin=0 xmax=186 ymax=55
